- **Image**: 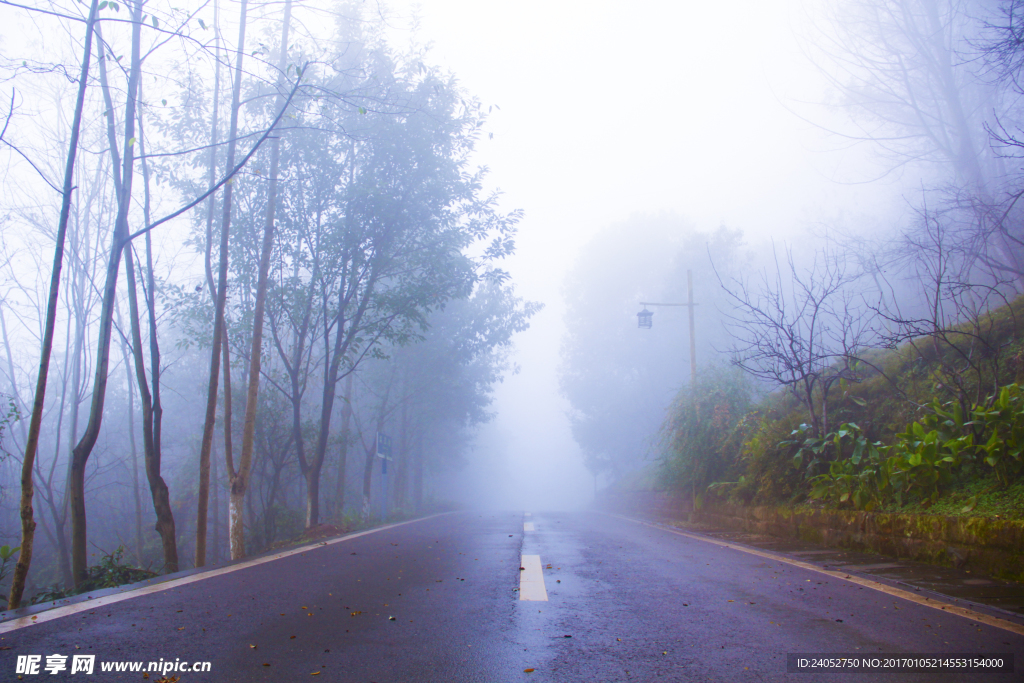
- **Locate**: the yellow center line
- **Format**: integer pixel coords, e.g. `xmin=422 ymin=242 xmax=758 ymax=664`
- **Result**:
xmin=609 ymin=513 xmax=1024 ymax=637
xmin=519 ymin=555 xmax=548 ymax=601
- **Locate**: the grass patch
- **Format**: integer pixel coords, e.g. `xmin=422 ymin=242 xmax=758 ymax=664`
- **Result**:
xmin=876 ymin=476 xmax=1024 ymax=520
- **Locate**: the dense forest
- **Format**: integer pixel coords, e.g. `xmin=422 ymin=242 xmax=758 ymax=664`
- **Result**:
xmin=0 ymin=0 xmax=537 ymax=608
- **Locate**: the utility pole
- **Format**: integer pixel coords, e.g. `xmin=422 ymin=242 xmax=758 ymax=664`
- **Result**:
xmin=637 ymin=269 xmax=698 ymax=383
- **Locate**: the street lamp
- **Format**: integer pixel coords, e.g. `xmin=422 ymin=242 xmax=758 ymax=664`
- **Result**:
xmin=637 ymin=269 xmax=698 ymax=382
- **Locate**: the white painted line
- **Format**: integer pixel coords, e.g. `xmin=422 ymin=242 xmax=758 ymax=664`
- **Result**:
xmin=610 ymin=513 xmax=1024 ymax=637
xmin=524 ymin=522 xmax=535 ymax=531
xmin=519 ymin=554 xmax=548 ymax=601
xmin=0 ymin=512 xmax=456 ymax=634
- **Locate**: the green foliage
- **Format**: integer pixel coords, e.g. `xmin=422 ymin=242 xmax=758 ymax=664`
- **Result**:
xmin=730 ymin=406 xmax=806 ymax=504
xmin=0 ymin=396 xmax=20 ymax=459
xmin=0 ymin=544 xmax=19 ymax=607
xmin=29 ymin=546 xmax=156 ymax=605
xmin=802 ymin=385 xmax=1024 ymax=510
xmin=659 ymin=365 xmax=753 ymax=498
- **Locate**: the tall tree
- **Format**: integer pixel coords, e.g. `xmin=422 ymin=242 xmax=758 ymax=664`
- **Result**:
xmin=7 ymin=0 xmax=100 ymax=608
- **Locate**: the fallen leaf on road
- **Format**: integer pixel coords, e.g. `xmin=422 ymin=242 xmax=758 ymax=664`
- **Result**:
xmin=727 ymin=600 xmax=734 ymax=603
xmin=310 ymin=672 xmax=320 ymax=675
xmin=350 ymin=611 xmax=362 ymax=616
xmin=177 ymin=627 xmax=185 ymax=630
xmin=290 ymin=636 xmax=296 ymax=639
xmin=389 ymin=616 xmax=396 ymax=621
xmin=249 ymin=645 xmax=257 ymax=649
xmin=519 ymin=567 xmax=525 ymax=571
xmin=616 ymin=638 xmax=621 ymax=642
xmin=524 ymin=668 xmax=535 ymax=673
xmin=262 ymin=663 xmax=270 ymax=667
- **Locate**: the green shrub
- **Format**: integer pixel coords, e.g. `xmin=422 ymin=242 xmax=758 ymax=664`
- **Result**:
xmin=29 ymin=546 xmax=156 ymax=605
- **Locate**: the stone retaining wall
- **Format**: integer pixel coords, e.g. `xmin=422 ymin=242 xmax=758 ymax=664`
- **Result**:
xmin=694 ymin=503 xmax=1024 ymax=582
xmin=596 ymin=491 xmax=1024 ymax=582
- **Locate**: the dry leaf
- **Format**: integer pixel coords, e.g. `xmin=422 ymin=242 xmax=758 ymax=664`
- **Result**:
xmin=249 ymin=645 xmax=257 ymax=649
xmin=524 ymin=668 xmax=535 ymax=673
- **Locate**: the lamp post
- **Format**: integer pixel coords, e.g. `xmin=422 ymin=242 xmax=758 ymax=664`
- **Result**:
xmin=637 ymin=269 xmax=698 ymax=383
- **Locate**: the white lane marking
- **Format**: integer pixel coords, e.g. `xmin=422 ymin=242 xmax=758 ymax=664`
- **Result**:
xmin=610 ymin=513 xmax=1024 ymax=637
xmin=0 ymin=512 xmax=457 ymax=634
xmin=524 ymin=522 xmax=535 ymax=531
xmin=519 ymin=554 xmax=548 ymax=601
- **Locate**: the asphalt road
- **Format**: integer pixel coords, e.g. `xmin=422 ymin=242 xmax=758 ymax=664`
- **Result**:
xmin=2 ymin=511 xmax=1022 ymax=681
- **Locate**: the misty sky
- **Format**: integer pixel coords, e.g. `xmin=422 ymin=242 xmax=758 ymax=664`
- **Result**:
xmin=377 ymin=0 xmax=908 ymax=509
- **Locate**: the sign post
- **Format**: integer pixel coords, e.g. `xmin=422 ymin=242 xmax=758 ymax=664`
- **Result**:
xmin=376 ymin=433 xmax=392 ymax=519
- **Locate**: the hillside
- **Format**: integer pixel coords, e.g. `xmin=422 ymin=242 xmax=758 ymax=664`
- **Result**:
xmin=658 ymin=294 xmax=1024 ymax=520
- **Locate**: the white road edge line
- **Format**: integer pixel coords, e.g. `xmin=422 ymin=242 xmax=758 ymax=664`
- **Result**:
xmin=519 ymin=554 xmax=548 ymax=601
xmin=608 ymin=513 xmax=1024 ymax=637
xmin=0 ymin=512 xmax=457 ymax=634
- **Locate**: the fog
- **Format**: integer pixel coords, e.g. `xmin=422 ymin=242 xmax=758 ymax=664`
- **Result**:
xmin=386 ymin=0 xmax=909 ymax=510
xmin=1 ymin=0 xmax=1015 ymax=603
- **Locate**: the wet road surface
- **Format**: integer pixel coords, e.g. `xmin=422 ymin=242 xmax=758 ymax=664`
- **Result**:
xmin=1 ymin=511 xmax=1022 ymax=681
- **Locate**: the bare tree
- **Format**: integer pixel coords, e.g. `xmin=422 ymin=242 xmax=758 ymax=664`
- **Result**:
xmin=875 ymin=201 xmax=1019 ymax=410
xmin=716 ymin=244 xmax=878 ymax=437
xmin=811 ymin=0 xmax=1024 ymax=283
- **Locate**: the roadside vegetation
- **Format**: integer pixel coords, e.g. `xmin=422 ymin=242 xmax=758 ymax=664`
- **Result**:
xmin=660 ymin=296 xmax=1024 ymax=520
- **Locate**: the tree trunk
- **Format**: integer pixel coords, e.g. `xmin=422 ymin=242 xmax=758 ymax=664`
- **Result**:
xmin=69 ymin=0 xmax=144 ymax=587
xmin=121 ymin=338 xmax=144 ymax=565
xmin=233 ymin=0 xmax=292 ymax=553
xmin=211 ymin=436 xmax=220 ymax=563
xmin=194 ymin=0 xmax=224 ymax=569
xmin=334 ymin=373 xmax=354 ymax=516
xmin=8 ymin=0 xmax=100 ymax=609
xmin=124 ymin=247 xmax=178 ymax=573
xmin=127 ymin=78 xmax=178 ymax=574
xmin=414 ymin=430 xmax=424 ymax=511
xmin=198 ymin=0 xmax=248 ymax=566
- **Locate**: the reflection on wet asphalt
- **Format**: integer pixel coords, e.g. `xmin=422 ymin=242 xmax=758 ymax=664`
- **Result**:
xmin=2 ymin=510 xmax=1021 ymax=682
